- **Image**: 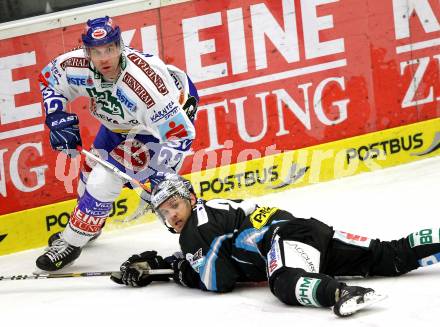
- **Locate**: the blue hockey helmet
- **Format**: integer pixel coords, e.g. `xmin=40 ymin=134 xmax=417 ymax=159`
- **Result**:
xmin=82 ymin=16 xmax=121 ymax=48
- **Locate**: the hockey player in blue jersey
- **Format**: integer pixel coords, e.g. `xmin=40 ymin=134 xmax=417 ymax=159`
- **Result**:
xmin=36 ymin=16 xmax=199 ymax=271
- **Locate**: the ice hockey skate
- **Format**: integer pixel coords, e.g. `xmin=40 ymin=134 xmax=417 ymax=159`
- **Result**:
xmin=48 ymin=230 xmax=102 ymax=247
xmin=333 ymin=284 xmax=387 ymax=317
xmin=35 ymin=237 xmax=82 ymax=271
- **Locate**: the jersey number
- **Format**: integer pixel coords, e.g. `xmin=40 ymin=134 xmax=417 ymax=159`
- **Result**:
xmin=205 ymin=199 xmax=242 ymax=211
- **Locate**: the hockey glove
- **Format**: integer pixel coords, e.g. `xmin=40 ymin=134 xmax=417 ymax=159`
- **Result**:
xmin=45 ymin=111 xmax=82 ymax=158
xmin=165 ymin=252 xmax=201 ymax=288
xmin=110 ymin=251 xmax=171 ymax=287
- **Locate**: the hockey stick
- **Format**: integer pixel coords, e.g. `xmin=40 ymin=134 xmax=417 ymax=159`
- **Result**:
xmin=0 ymin=269 xmax=173 ymax=281
xmin=79 ymin=147 xmax=151 ymax=193
xmin=78 ymin=146 xmax=153 ymax=222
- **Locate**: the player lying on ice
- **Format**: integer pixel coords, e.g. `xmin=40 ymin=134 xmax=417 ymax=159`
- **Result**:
xmin=111 ymin=173 xmax=439 ymax=317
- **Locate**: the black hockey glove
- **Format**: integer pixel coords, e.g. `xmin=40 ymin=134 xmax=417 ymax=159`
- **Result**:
xmin=165 ymin=252 xmax=201 ymax=288
xmin=45 ymin=111 xmax=81 ymax=158
xmin=110 ymin=251 xmax=171 ymax=287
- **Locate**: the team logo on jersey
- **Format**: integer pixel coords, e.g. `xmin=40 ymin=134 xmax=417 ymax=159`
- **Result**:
xmin=86 ymin=87 xmax=124 ymax=119
xmin=116 ymin=87 xmax=136 ymax=112
xmin=250 ymin=207 xmax=278 ymax=229
xmin=186 ymin=248 xmax=205 ymax=273
xmin=127 ymin=53 xmax=169 ymax=95
xmin=150 ymin=100 xmax=179 ymax=123
xmin=158 ymin=112 xmax=192 ymax=141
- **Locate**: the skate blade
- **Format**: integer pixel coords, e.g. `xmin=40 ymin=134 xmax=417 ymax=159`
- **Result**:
xmin=337 ymin=291 xmax=387 ymax=317
xmin=33 ymin=261 xmax=75 ymax=275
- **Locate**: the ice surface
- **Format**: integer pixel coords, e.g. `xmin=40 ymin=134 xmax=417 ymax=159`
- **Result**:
xmin=0 ymin=156 xmax=439 ymax=326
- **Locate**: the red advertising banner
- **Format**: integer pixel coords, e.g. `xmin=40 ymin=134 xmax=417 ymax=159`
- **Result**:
xmin=0 ymin=0 xmax=439 ymax=215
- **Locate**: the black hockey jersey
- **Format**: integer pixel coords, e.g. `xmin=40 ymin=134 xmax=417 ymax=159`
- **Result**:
xmin=178 ymin=198 xmax=296 ymax=292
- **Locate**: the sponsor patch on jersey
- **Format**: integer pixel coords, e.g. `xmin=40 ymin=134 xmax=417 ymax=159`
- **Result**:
xmin=127 ymin=53 xmax=169 ymax=95
xmin=418 ymin=252 xmax=440 ymax=267
xmin=295 ymin=277 xmax=322 ymax=307
xmin=67 ymin=74 xmax=89 ymax=86
xmin=186 ymin=248 xmax=205 ymax=273
xmin=70 ymin=206 xmax=106 ymax=234
xmin=60 ymin=57 xmax=89 ymax=70
xmin=150 ymin=100 xmax=179 ymax=123
xmin=110 ymin=139 xmax=150 ymax=172
xmin=122 ymin=72 xmax=155 ymax=108
xmin=283 ymin=240 xmax=320 ymax=273
xmin=78 ymin=191 xmax=113 ymax=217
xmin=157 ymin=112 xmax=192 ymax=141
xmin=39 ymin=65 xmax=60 ymax=87
xmin=267 ymin=235 xmax=283 ymax=277
xmin=249 ymin=207 xmax=278 ymax=229
xmin=333 ymin=230 xmax=372 ymax=248
xmin=116 ymin=87 xmax=136 ymax=112
xmin=408 ymin=228 xmax=440 ymax=248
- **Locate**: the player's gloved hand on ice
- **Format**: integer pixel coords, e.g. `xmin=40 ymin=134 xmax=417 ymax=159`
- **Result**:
xmin=45 ymin=111 xmax=82 ymax=158
xmin=110 ymin=251 xmax=171 ymax=287
xmin=165 ymin=252 xmax=201 ymax=288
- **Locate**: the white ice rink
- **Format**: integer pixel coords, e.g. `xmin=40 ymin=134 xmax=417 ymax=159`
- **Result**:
xmin=1 ymin=156 xmax=439 ymax=326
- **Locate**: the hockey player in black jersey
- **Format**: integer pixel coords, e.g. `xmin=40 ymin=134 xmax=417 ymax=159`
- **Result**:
xmin=111 ymin=174 xmax=440 ymax=317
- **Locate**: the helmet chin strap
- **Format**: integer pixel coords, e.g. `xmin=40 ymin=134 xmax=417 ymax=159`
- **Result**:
xmin=166 ymin=224 xmax=177 ymax=234
xmin=160 ymin=215 xmax=176 ymax=233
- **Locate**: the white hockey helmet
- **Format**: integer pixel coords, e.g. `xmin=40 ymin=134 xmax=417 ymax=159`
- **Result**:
xmin=151 ymin=174 xmax=194 ymax=232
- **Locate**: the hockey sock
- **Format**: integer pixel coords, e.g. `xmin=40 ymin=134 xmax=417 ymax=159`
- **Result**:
xmin=407 ymin=228 xmax=440 ymax=267
xmin=270 ymin=268 xmax=341 ymax=307
xmin=63 ymin=190 xmax=112 ymax=247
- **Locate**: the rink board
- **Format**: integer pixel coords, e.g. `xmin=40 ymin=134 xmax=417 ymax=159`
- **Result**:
xmin=189 ymin=117 xmax=440 ymax=199
xmin=1 ymin=0 xmax=440 ymax=216
xmin=0 ymin=187 xmax=157 ymax=255
xmin=0 ymin=117 xmax=438 ymax=255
